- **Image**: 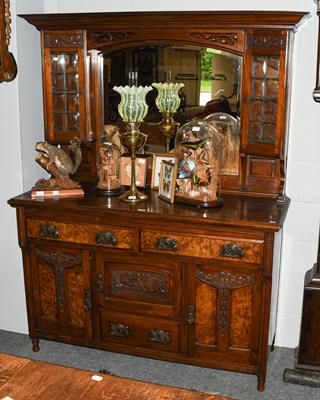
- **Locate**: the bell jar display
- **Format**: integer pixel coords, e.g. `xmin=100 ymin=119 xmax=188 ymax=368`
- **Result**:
xmin=174 ymin=120 xmax=223 ymax=207
xmin=95 ymin=125 xmax=124 ymax=196
xmin=204 ymin=112 xmax=240 ymax=176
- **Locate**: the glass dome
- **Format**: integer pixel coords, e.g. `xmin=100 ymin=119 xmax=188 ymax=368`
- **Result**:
xmin=204 ymin=113 xmax=240 ymax=176
xmin=94 ymin=126 xmax=124 ymax=196
xmin=174 ymin=120 xmax=223 ymax=207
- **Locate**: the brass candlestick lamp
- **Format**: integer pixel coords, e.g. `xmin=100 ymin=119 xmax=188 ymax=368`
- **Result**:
xmin=113 ymin=73 xmax=152 ymax=203
xmin=152 ymin=72 xmax=184 ymax=152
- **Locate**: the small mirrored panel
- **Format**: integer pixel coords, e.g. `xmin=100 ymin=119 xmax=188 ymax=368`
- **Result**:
xmin=103 ymin=45 xmax=242 ymax=175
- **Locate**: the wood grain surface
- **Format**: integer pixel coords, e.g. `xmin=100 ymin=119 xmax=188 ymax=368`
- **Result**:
xmin=0 ymin=353 xmax=231 ymax=400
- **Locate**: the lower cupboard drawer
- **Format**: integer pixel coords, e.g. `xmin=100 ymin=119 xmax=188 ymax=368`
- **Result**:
xmin=99 ymin=310 xmax=182 ymax=354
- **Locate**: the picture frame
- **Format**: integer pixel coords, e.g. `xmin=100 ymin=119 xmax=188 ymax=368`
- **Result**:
xmin=119 ymin=155 xmax=147 ymax=187
xmin=158 ymin=160 xmax=178 ymax=204
xmin=151 ymin=153 xmax=178 ymax=189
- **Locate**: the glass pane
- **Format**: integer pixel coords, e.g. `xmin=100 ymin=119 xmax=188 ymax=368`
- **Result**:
xmin=51 ymin=54 xmax=67 ymax=73
xmin=264 ymin=101 xmax=277 ymax=123
xmin=67 ymin=113 xmax=80 ymax=131
xmin=248 ymin=122 xmax=262 ymax=142
xmin=66 ymin=73 xmax=79 ymax=91
xmin=51 ymin=74 xmax=65 ymax=92
xmin=66 ymin=54 xmax=78 ymax=73
xmin=262 ymin=123 xmax=276 ymax=143
xmin=66 ymin=94 xmax=80 ymax=112
xmin=52 ymin=94 xmax=65 ymax=112
xmin=251 ymin=79 xmax=264 ymax=97
xmin=252 ymin=57 xmax=266 ymax=78
xmin=53 ymin=113 xmax=64 ymax=131
xmin=250 ymin=100 xmax=263 ymax=121
xmin=265 ymin=80 xmax=278 ymax=97
xmin=266 ymin=57 xmax=280 ymax=78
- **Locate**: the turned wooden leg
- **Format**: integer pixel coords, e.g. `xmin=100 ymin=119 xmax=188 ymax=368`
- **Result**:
xmin=32 ymin=337 xmax=40 ymax=352
xmin=257 ymin=376 xmax=265 ymax=392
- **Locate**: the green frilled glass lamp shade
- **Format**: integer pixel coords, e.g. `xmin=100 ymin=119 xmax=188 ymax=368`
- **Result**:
xmin=113 ymin=83 xmax=153 ymax=203
xmin=152 ymin=81 xmax=185 ymax=151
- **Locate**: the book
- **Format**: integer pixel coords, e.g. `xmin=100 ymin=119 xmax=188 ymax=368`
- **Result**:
xmin=31 ymin=188 xmax=84 ymax=198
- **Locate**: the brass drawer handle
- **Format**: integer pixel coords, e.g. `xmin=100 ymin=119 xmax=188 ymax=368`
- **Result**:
xmin=109 ymin=322 xmax=130 ymax=338
xmin=39 ymin=224 xmax=59 ymax=239
xmin=220 ymin=243 xmax=244 ymax=259
xmin=155 ymin=237 xmax=178 ymax=251
xmin=149 ymin=329 xmax=171 ymax=344
xmin=96 ymin=231 xmax=117 ymax=246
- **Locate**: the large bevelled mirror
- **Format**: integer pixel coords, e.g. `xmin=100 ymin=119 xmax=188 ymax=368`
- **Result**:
xmin=103 ymin=44 xmax=242 ymax=175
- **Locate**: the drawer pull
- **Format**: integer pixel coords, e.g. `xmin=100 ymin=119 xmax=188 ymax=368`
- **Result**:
xmin=39 ymin=224 xmax=59 ymax=239
xmin=109 ymin=322 xmax=130 ymax=338
xmin=187 ymin=305 xmax=195 ymax=325
xmin=155 ymin=237 xmax=178 ymax=251
xmin=220 ymin=243 xmax=244 ymax=259
xmin=96 ymin=231 xmax=117 ymax=246
xmin=149 ymin=329 xmax=171 ymax=344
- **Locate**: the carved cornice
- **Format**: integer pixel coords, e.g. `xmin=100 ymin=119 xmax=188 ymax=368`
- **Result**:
xmin=247 ymin=34 xmax=287 ymax=50
xmin=111 ymin=270 xmax=168 ymax=298
xmin=44 ymin=32 xmax=83 ymax=48
xmin=196 ymin=270 xmax=254 ymax=289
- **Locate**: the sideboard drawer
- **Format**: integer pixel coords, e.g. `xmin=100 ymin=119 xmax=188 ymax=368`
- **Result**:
xmin=140 ymin=230 xmax=264 ymax=264
xmin=100 ymin=310 xmax=182 ymax=354
xmin=26 ymin=219 xmax=133 ymax=249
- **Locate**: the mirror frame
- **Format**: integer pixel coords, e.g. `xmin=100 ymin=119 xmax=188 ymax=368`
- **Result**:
xmin=0 ymin=0 xmax=17 ymax=82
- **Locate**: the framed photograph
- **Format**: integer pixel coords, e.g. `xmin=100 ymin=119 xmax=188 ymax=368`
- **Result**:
xmin=158 ymin=161 xmax=178 ymax=204
xmin=119 ymin=155 xmax=147 ymax=187
xmin=151 ymin=153 xmax=177 ymax=189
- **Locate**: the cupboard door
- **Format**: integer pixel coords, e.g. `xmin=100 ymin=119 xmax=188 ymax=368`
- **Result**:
xmin=30 ymin=244 xmax=92 ymax=341
xmin=242 ymin=32 xmax=287 ymax=157
xmin=187 ymin=263 xmax=261 ymax=367
xmin=42 ymin=30 xmax=92 ymax=144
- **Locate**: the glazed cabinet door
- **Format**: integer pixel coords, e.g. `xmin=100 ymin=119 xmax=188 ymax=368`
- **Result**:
xmin=29 ymin=244 xmax=92 ymax=341
xmin=42 ymin=30 xmax=92 ymax=144
xmin=187 ymin=262 xmax=262 ymax=369
xmin=242 ymin=31 xmax=288 ymax=157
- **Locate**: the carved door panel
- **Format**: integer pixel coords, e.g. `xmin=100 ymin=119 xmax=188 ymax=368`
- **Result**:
xmin=30 ymin=244 xmax=92 ymax=340
xmin=95 ymin=252 xmax=182 ymax=319
xmin=187 ymin=263 xmax=261 ymax=367
xmin=242 ymin=31 xmax=288 ymax=158
xmin=42 ymin=30 xmax=92 ymax=144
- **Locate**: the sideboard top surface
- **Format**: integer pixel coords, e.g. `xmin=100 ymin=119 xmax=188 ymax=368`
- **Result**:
xmin=8 ymin=187 xmax=290 ymax=232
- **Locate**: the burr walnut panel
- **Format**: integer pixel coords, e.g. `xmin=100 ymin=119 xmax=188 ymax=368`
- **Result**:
xmin=230 ymin=286 xmax=253 ymax=350
xmin=38 ymin=260 xmax=58 ymax=321
xmin=141 ymin=230 xmax=264 ymax=264
xmin=27 ymin=219 xmax=133 ymax=249
xmin=195 ymin=280 xmax=217 ymax=346
xmin=67 ymin=266 xmax=86 ymax=328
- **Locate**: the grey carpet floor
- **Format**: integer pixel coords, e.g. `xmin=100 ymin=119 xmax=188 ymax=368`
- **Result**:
xmin=0 ymin=329 xmax=318 ymax=400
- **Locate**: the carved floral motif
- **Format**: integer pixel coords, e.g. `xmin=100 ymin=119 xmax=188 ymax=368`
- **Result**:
xmin=92 ymin=32 xmax=129 ymax=46
xmin=44 ymin=33 xmax=83 ymax=48
xmin=190 ymin=32 xmax=238 ymax=47
xmin=111 ymin=270 xmax=168 ymax=298
xmin=247 ymin=35 xmax=286 ymax=50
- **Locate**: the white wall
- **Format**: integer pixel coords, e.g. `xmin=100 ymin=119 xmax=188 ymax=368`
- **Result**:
xmin=0 ymin=0 xmax=318 ymax=348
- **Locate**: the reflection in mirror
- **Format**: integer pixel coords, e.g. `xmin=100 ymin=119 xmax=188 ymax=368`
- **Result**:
xmin=103 ymin=45 xmax=242 ymax=175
